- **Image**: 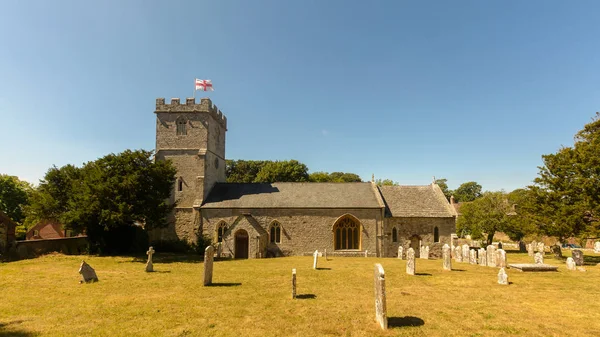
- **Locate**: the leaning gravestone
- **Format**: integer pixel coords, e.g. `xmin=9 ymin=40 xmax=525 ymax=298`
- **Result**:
xmin=374 ymin=263 xmax=387 ymax=330
xmin=496 ymin=249 xmax=507 ymax=268
xmin=145 ymin=246 xmax=155 ymax=272
xmin=479 ymin=248 xmax=487 ymax=266
xmin=406 ymin=248 xmax=415 ymax=275
xmin=397 ymin=246 xmax=403 ymax=259
xmin=497 ymin=268 xmax=508 ymax=285
xmin=203 ymin=245 xmax=214 ymax=286
xmin=79 ymin=261 xmax=98 ymax=283
xmin=469 ymin=249 xmax=477 ymax=264
xmin=462 ymin=244 xmax=470 ymax=263
xmin=572 ymin=249 xmax=584 ymax=266
xmin=442 ymin=244 xmax=452 ymax=271
xmin=487 ymin=245 xmax=497 ymax=267
xmin=292 ymin=269 xmax=297 ymax=299
xmin=594 ymin=242 xmax=600 ymax=254
xmin=534 ymin=252 xmax=544 ymax=264
xmin=455 ymin=246 xmax=463 ymax=262
xmin=566 ymin=257 xmax=576 ymax=271
xmin=313 ymin=250 xmax=319 ymax=269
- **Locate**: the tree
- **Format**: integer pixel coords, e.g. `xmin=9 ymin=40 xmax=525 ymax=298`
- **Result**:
xmin=28 ymin=150 xmax=177 ymax=253
xmin=503 ymin=188 xmax=538 ymax=242
xmin=225 ymin=160 xmax=267 ymax=183
xmin=456 ymin=191 xmax=513 ymax=245
xmin=253 ymin=160 xmax=309 ymax=183
xmin=376 ymin=179 xmax=398 ymax=186
xmin=528 ymin=112 xmax=600 ymax=240
xmin=0 ymin=174 xmax=32 ymax=224
xmin=309 ymin=171 xmax=362 ymax=183
xmin=434 ymin=178 xmax=452 ymax=201
xmin=453 ymin=181 xmax=483 ymax=202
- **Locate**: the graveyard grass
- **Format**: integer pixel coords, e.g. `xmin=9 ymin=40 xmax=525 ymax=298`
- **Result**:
xmin=2 ymin=252 xmax=600 ymax=336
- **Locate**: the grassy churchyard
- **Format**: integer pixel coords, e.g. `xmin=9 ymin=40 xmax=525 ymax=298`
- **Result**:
xmin=2 ymin=251 xmax=600 ymax=336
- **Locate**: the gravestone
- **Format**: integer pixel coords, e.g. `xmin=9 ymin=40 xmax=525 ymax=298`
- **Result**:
xmin=216 ymin=242 xmax=222 ymax=259
xmin=498 ymin=242 xmax=503 ymax=250
xmin=537 ymin=242 xmax=545 ymax=253
xmin=529 ymin=241 xmax=537 ymax=256
xmin=406 ymin=248 xmax=415 ymax=275
xmin=313 ymin=250 xmax=319 ymax=269
xmin=420 ymin=245 xmax=424 ymax=259
xmin=519 ymin=241 xmax=527 ymax=252
xmin=527 ymin=243 xmax=534 ymax=257
xmin=487 ymin=245 xmax=497 ymax=267
xmin=534 ymin=252 xmax=544 ymax=264
xmin=469 ymin=249 xmax=477 ymax=264
xmin=462 ymin=244 xmax=470 ymax=263
xmin=78 ymin=261 xmax=98 ymax=283
xmin=423 ymin=246 xmax=430 ymax=259
xmin=566 ymin=257 xmax=576 ymax=271
xmin=509 ymin=263 xmax=558 ymax=272
xmin=550 ymin=244 xmax=562 ymax=258
xmin=145 ymin=246 xmax=155 ymax=272
xmin=365 ymin=250 xmax=368 ymax=258
xmin=497 ymin=268 xmax=508 ymax=285
xmin=496 ymin=249 xmax=507 ymax=268
xmin=479 ymin=248 xmax=487 ymax=266
xmin=455 ymin=246 xmax=463 ymax=262
xmin=442 ymin=244 xmax=452 ymax=271
xmin=397 ymin=246 xmax=403 ymax=259
xmin=572 ymin=249 xmax=584 ymax=266
xmin=594 ymin=242 xmax=600 ymax=254
xmin=324 ymin=249 xmax=327 ymax=260
xmin=203 ymin=245 xmax=214 ymax=286
xmin=374 ymin=263 xmax=387 ymax=330
xmin=292 ymin=269 xmax=297 ymax=299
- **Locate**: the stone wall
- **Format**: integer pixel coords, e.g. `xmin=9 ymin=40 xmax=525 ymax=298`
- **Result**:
xmin=385 ymin=217 xmax=455 ymax=258
xmin=201 ymin=208 xmax=383 ymax=258
xmin=9 ymin=237 xmax=88 ymax=260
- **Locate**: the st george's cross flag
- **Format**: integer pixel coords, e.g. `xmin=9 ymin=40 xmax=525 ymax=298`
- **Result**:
xmin=195 ymin=79 xmax=214 ymax=91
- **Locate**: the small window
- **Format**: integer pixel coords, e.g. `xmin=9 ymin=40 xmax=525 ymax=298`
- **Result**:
xmin=217 ymin=222 xmax=227 ymax=243
xmin=392 ymin=227 xmax=398 ymax=243
xmin=178 ymin=178 xmax=183 ymax=192
xmin=176 ymin=118 xmax=187 ymax=135
xmin=270 ymin=222 xmax=281 ymax=243
xmin=434 ymin=227 xmax=439 ymax=243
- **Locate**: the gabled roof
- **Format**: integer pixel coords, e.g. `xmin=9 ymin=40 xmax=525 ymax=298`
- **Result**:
xmin=378 ymin=184 xmax=456 ymax=218
xmin=202 ymin=182 xmax=382 ymax=209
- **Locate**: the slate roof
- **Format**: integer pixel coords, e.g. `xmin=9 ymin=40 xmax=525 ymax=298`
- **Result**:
xmin=202 ymin=182 xmax=382 ymax=209
xmin=378 ymin=184 xmax=456 ymax=218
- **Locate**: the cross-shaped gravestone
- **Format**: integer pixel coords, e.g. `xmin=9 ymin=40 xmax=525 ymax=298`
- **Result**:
xmin=146 ymin=246 xmax=155 ymax=272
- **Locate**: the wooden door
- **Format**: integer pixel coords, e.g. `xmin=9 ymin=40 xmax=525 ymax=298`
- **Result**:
xmin=235 ymin=230 xmax=249 ymax=259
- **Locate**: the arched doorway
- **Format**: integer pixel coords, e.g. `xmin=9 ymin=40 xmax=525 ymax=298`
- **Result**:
xmin=234 ymin=229 xmax=249 ymax=259
xmin=333 ymin=215 xmax=361 ymax=250
xmin=410 ymin=235 xmax=421 ymax=258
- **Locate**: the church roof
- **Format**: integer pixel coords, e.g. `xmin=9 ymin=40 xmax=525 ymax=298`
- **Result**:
xmin=202 ymin=182 xmax=382 ymax=209
xmin=378 ymin=184 xmax=456 ymax=218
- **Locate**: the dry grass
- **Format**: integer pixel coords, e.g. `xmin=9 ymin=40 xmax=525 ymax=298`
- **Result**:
xmin=1 ymin=251 xmax=600 ymax=336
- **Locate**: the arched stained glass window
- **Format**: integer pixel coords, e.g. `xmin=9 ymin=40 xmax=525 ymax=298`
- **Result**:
xmin=217 ymin=222 xmax=227 ymax=243
xmin=334 ymin=216 xmax=360 ymax=250
xmin=270 ymin=222 xmax=281 ymax=243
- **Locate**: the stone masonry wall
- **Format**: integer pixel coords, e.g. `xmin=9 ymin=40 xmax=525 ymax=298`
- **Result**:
xmin=385 ymin=217 xmax=455 ymax=258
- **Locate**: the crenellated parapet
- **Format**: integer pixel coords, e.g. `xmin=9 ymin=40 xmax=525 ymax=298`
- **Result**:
xmin=155 ymin=97 xmax=227 ymax=129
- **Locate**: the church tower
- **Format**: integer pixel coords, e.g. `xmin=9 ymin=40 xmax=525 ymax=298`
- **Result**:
xmin=154 ymin=97 xmax=227 ymax=242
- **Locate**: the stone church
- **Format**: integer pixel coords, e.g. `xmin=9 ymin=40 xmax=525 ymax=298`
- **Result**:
xmin=153 ymin=97 xmax=456 ymax=258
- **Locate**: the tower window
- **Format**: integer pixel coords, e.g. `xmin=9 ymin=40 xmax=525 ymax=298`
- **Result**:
xmin=217 ymin=222 xmax=227 ymax=243
xmin=176 ymin=118 xmax=187 ymax=135
xmin=270 ymin=222 xmax=281 ymax=243
xmin=177 ymin=179 xmax=183 ymax=192
xmin=392 ymin=227 xmax=398 ymax=243
xmin=434 ymin=226 xmax=439 ymax=243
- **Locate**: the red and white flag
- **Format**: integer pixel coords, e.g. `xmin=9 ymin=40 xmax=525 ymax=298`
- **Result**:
xmin=195 ymin=79 xmax=214 ymax=91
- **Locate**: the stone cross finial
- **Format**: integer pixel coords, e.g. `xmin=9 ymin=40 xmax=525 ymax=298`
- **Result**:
xmin=146 ymin=246 xmax=155 ymax=272
xmin=372 ymin=174 xmax=375 ymax=182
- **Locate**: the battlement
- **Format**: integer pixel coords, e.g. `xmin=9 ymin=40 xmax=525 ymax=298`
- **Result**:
xmin=155 ymin=97 xmax=227 ymax=129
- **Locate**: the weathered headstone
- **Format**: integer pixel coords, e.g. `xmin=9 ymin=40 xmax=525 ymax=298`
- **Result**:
xmin=527 ymin=243 xmax=534 ymax=257
xmin=469 ymin=249 xmax=477 ymax=264
xmin=462 ymin=244 xmax=470 ymax=263
xmin=518 ymin=241 xmax=527 ymax=252
xmin=572 ymin=249 xmax=584 ymax=266
xmin=496 ymin=249 xmax=507 ymax=268
xmin=442 ymin=244 xmax=452 ymax=271
xmin=497 ymin=268 xmax=508 ymax=285
xmin=203 ymin=245 xmax=214 ymax=286
xmin=487 ymin=245 xmax=497 ymax=267
xmin=537 ymin=242 xmax=545 ymax=253
xmin=374 ymin=263 xmax=387 ymax=330
xmin=419 ymin=245 xmax=424 ymax=259
xmin=78 ymin=261 xmax=98 ymax=283
xmin=534 ymin=252 xmax=544 ymax=264
xmin=498 ymin=242 xmax=503 ymax=250
xmin=365 ymin=250 xmax=368 ymax=258
xmin=397 ymin=246 xmax=403 ymax=259
xmin=550 ymin=244 xmax=562 ymax=258
xmin=406 ymin=248 xmax=415 ymax=275
xmin=313 ymin=250 xmax=319 ymax=269
xmin=423 ymin=246 xmax=430 ymax=259
xmin=145 ymin=246 xmax=155 ymax=272
xmin=479 ymin=248 xmax=487 ymax=266
xmin=216 ymin=242 xmax=222 ymax=259
xmin=594 ymin=242 xmax=600 ymax=254
xmin=566 ymin=257 xmax=576 ymax=271
xmin=292 ymin=268 xmax=297 ymax=299
xmin=455 ymin=246 xmax=463 ymax=262
xmin=529 ymin=241 xmax=537 ymax=256
xmin=324 ymin=249 xmax=327 ymax=260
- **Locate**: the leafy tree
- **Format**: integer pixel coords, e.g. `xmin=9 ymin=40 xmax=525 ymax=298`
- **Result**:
xmin=0 ymin=174 xmax=32 ymax=224
xmin=376 ymin=179 xmax=398 ymax=186
xmin=254 ymin=160 xmax=309 ymax=183
xmin=435 ymin=178 xmax=452 ymax=201
xmin=527 ymin=113 xmax=600 ymax=240
xmin=225 ymin=160 xmax=267 ymax=183
xmin=453 ymin=181 xmax=483 ymax=202
xmin=309 ymin=171 xmax=362 ymax=183
xmin=456 ymin=191 xmax=513 ymax=245
xmin=28 ymin=150 xmax=177 ymax=253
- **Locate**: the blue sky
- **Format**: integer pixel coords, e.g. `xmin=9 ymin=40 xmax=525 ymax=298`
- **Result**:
xmin=1 ymin=1 xmax=599 ymax=191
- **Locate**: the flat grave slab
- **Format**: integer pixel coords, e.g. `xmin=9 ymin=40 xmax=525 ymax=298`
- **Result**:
xmin=508 ymin=263 xmax=558 ymax=272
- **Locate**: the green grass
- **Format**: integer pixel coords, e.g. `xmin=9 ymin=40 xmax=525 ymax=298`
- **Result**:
xmin=1 ymin=251 xmax=600 ymax=336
